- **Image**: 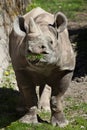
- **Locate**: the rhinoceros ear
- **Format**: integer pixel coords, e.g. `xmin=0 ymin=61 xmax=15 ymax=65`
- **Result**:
xmin=54 ymin=12 xmax=67 ymax=33
xmin=13 ymin=16 xmax=28 ymax=36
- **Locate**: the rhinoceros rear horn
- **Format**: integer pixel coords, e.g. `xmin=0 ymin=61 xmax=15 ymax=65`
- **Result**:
xmin=13 ymin=16 xmax=28 ymax=36
xmin=29 ymin=17 xmax=37 ymax=33
xmin=28 ymin=17 xmax=42 ymax=35
xmin=54 ymin=12 xmax=67 ymax=33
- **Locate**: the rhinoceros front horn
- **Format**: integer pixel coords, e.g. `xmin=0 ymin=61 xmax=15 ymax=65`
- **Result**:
xmin=13 ymin=16 xmax=28 ymax=36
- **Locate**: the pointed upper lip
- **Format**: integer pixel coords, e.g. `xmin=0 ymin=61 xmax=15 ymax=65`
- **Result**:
xmin=27 ymin=50 xmax=49 ymax=55
xmin=42 ymin=51 xmax=49 ymax=54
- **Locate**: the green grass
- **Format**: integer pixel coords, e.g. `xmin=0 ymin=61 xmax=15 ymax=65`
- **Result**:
xmin=2 ymin=116 xmax=87 ymax=130
xmin=26 ymin=0 xmax=87 ymax=20
xmin=26 ymin=53 xmax=44 ymax=62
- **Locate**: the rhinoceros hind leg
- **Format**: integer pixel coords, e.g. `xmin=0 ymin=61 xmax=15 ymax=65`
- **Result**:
xmin=38 ymin=84 xmax=51 ymax=112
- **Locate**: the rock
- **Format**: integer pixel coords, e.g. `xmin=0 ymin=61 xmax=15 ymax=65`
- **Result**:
xmin=0 ymin=0 xmax=31 ymax=84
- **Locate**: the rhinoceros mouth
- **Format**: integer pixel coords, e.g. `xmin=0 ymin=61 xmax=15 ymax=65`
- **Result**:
xmin=26 ymin=53 xmax=44 ymax=64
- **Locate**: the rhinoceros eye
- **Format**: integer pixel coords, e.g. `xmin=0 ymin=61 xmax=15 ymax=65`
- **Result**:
xmin=50 ymin=40 xmax=53 ymax=44
xmin=47 ymin=36 xmax=53 ymax=45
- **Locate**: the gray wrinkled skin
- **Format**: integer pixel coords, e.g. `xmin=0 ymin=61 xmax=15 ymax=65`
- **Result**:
xmin=9 ymin=7 xmax=75 ymax=127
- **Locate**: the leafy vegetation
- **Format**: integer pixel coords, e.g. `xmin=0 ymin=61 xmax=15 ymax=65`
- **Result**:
xmin=26 ymin=53 xmax=44 ymax=62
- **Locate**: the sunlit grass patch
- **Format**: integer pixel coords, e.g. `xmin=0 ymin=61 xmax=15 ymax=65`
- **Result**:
xmin=26 ymin=0 xmax=87 ymax=20
xmin=1 ymin=65 xmax=16 ymax=89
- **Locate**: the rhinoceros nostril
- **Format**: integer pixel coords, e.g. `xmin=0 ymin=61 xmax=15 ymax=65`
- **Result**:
xmin=41 ymin=45 xmax=46 ymax=49
xmin=27 ymin=49 xmax=32 ymax=53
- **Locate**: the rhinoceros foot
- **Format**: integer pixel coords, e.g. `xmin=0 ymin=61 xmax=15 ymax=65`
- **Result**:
xmin=19 ymin=106 xmax=38 ymax=124
xmin=19 ymin=113 xmax=38 ymax=124
xmin=51 ymin=112 xmax=69 ymax=127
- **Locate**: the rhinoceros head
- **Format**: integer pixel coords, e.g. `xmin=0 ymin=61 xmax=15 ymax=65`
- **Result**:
xmin=13 ymin=12 xmax=67 ymax=65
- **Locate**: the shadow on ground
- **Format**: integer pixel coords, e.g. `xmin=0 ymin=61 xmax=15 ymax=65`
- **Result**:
xmin=0 ymin=88 xmax=23 ymax=128
xmin=73 ymin=40 xmax=87 ymax=80
xmin=0 ymin=88 xmax=49 ymax=128
xmin=69 ymin=27 xmax=87 ymax=80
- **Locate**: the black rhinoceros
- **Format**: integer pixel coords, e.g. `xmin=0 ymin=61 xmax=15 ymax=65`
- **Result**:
xmin=9 ymin=7 xmax=75 ymax=127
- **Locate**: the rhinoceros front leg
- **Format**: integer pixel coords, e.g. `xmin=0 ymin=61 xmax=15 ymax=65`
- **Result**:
xmin=15 ymin=70 xmax=38 ymax=124
xmin=50 ymin=72 xmax=73 ymax=127
xmin=50 ymin=95 xmax=68 ymax=127
xmin=18 ymin=86 xmax=38 ymax=124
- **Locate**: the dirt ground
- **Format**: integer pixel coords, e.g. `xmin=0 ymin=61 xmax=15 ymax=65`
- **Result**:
xmin=64 ymin=43 xmax=87 ymax=104
xmin=65 ymin=80 xmax=87 ymax=104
